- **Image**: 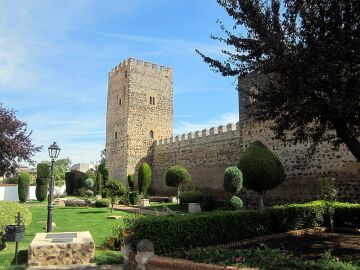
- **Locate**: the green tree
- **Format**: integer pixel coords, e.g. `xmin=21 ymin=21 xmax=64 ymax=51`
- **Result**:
xmin=238 ymin=141 xmax=285 ymax=209
xmin=127 ymin=174 xmax=135 ymax=191
xmin=0 ymin=103 xmax=41 ymax=175
xmin=105 ymin=180 xmax=126 ymax=213
xmin=138 ymin=163 xmax=152 ymax=194
xmin=94 ymin=172 xmax=103 ymax=195
xmin=197 ymin=0 xmax=360 ymax=161
xmin=166 ymin=165 xmax=191 ymax=202
xmin=41 ymin=158 xmax=71 ymax=187
xmin=18 ymin=173 xmax=30 ymax=203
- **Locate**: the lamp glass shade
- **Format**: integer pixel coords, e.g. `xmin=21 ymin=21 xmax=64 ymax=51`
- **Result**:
xmin=48 ymin=142 xmax=60 ymax=159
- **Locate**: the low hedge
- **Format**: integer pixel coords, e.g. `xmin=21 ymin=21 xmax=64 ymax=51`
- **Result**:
xmin=132 ymin=200 xmax=359 ymax=254
xmin=179 ymin=190 xmax=204 ymax=204
xmin=0 ymin=202 xmax=32 ymax=249
xmin=95 ymin=198 xmax=110 ymax=208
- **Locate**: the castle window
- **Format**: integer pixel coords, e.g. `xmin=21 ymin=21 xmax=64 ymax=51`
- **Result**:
xmin=149 ymin=130 xmax=154 ymax=139
xmin=119 ymin=98 xmax=122 ymax=105
xmin=149 ymin=96 xmax=156 ymax=105
xmin=125 ymin=70 xmax=128 ymax=78
xmin=153 ymin=97 xmax=155 ymax=105
xmin=115 ymin=132 xmax=118 ymax=139
xmin=149 ymin=96 xmax=152 ymax=104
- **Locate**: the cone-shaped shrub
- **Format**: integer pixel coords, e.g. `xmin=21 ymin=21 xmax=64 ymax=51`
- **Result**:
xmin=35 ymin=184 xmax=48 ymax=201
xmin=95 ymin=172 xmax=103 ymax=195
xmin=37 ymin=163 xmax=50 ymax=178
xmin=238 ymin=141 xmax=285 ymax=209
xmin=18 ymin=173 xmax=30 ymax=203
xmin=128 ymin=174 xmax=135 ymax=191
xmin=223 ymin=167 xmax=243 ymax=194
xmin=138 ymin=163 xmax=152 ymax=194
xmin=65 ymin=172 xmax=74 ymax=195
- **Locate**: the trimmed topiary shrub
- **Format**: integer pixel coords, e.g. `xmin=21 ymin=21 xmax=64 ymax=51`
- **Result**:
xmin=18 ymin=173 xmax=30 ymax=203
xmin=37 ymin=163 xmax=50 ymax=178
xmin=238 ymin=141 xmax=285 ymax=209
xmin=35 ymin=184 xmax=48 ymax=202
xmin=95 ymin=198 xmax=110 ymax=208
xmin=94 ymin=172 xmax=103 ymax=195
xmin=0 ymin=202 xmax=32 ymax=249
xmin=179 ymin=190 xmax=204 ymax=204
xmin=224 ymin=167 xmax=243 ymax=194
xmin=83 ymin=178 xmax=94 ymax=190
xmin=138 ymin=163 xmax=152 ymax=194
xmin=85 ymin=190 xmax=94 ymax=197
xmin=36 ymin=177 xmax=48 ymax=185
xmin=65 ymin=171 xmax=74 ymax=195
xmin=166 ymin=165 xmax=191 ymax=201
xmin=102 ymin=168 xmax=109 ymax=186
xmin=128 ymin=174 xmax=135 ymax=191
xmin=129 ymin=191 xmax=140 ymax=205
xmin=230 ymin=196 xmax=243 ymax=210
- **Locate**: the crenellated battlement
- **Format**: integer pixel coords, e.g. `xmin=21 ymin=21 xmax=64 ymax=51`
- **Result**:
xmin=108 ymin=57 xmax=172 ymax=77
xmin=155 ymin=122 xmax=239 ymax=146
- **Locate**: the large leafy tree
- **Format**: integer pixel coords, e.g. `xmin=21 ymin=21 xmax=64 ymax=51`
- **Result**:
xmin=41 ymin=158 xmax=72 ymax=187
xmin=197 ymin=0 xmax=360 ymax=161
xmin=0 ymin=103 xmax=41 ymax=175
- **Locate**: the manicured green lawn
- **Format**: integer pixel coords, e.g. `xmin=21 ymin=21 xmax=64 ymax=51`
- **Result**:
xmin=0 ymin=204 xmax=131 ymax=268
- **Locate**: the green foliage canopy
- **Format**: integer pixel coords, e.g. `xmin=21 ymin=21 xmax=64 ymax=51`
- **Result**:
xmin=238 ymin=141 xmax=285 ymax=194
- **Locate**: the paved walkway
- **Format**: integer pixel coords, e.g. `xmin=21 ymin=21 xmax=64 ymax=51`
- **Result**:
xmin=28 ymin=264 xmax=123 ymax=270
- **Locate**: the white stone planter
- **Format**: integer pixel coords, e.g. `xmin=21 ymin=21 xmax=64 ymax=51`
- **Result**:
xmin=168 ymin=196 xmax=177 ymax=203
xmin=188 ymin=203 xmax=201 ymax=213
xmin=95 ymin=194 xmax=102 ymax=200
xmin=140 ymin=199 xmax=150 ymax=208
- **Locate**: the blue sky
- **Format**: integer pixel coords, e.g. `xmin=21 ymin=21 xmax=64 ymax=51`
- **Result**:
xmin=0 ymin=0 xmax=239 ymax=165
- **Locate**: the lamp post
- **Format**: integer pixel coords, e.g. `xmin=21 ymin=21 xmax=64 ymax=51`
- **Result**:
xmin=47 ymin=142 xmax=60 ymax=232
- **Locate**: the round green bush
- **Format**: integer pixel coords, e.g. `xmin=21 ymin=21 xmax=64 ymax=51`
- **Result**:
xmin=0 ymin=202 xmax=32 ymax=249
xmin=35 ymin=185 xmax=48 ymax=202
xmin=223 ymin=167 xmax=243 ymax=194
xmin=83 ymin=178 xmax=94 ymax=189
xmin=85 ymin=190 xmax=94 ymax=196
xmin=138 ymin=163 xmax=152 ymax=194
xmin=37 ymin=163 xmax=50 ymax=178
xmin=166 ymin=165 xmax=191 ymax=188
xmin=128 ymin=174 xmax=135 ymax=191
xmin=179 ymin=190 xmax=204 ymax=204
xmin=129 ymin=191 xmax=140 ymax=205
xmin=36 ymin=177 xmax=48 ymax=185
xmin=18 ymin=173 xmax=30 ymax=203
xmin=230 ymin=196 xmax=243 ymax=210
xmin=238 ymin=141 xmax=285 ymax=193
xmin=95 ymin=198 xmax=110 ymax=208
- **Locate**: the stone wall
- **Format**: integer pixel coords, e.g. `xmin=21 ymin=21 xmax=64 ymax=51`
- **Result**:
xmin=106 ymin=58 xmax=173 ymax=182
xmin=106 ymin=58 xmax=360 ymax=204
xmin=151 ymin=123 xmax=242 ymax=198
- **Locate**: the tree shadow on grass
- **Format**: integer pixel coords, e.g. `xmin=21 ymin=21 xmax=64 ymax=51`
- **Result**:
xmin=78 ymin=211 xmax=108 ymax=214
xmin=10 ymin=249 xmax=27 ymax=266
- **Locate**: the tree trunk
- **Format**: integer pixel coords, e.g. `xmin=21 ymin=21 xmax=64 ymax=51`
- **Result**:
xmin=258 ymin=193 xmax=264 ymax=210
xmin=333 ymin=120 xmax=360 ymax=161
xmin=111 ymin=202 xmax=114 ymax=213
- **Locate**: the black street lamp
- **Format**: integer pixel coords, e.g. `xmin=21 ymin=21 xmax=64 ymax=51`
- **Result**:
xmin=47 ymin=142 xmax=60 ymax=232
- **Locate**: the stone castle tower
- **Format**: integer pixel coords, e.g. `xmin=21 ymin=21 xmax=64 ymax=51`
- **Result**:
xmin=106 ymin=57 xmax=173 ymax=181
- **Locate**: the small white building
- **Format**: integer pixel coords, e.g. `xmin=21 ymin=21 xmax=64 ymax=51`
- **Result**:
xmin=70 ymin=162 xmax=98 ymax=173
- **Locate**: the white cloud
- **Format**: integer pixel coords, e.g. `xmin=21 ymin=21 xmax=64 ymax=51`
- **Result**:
xmin=174 ymin=112 xmax=238 ymax=135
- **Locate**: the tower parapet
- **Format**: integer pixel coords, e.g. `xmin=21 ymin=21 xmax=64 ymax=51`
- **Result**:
xmin=155 ymin=122 xmax=240 ymax=146
xmin=109 ymin=57 xmax=172 ymax=77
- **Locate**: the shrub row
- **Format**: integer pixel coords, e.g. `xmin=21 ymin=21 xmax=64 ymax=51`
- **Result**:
xmin=0 ymin=202 xmax=32 ymax=249
xmin=132 ymin=201 xmax=359 ymax=254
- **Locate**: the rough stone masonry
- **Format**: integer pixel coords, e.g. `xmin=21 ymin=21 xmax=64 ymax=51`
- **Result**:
xmin=106 ymin=57 xmax=359 ymax=204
